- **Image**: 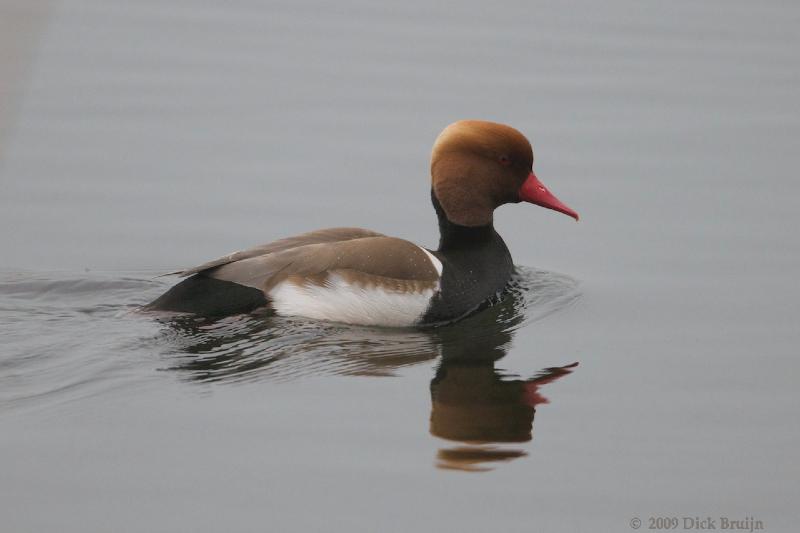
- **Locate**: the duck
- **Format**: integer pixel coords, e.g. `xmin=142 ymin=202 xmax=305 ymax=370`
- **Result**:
xmin=144 ymin=120 xmax=578 ymax=326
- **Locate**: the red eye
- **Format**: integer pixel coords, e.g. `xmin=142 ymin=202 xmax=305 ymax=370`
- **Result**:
xmin=499 ymin=155 xmax=511 ymax=166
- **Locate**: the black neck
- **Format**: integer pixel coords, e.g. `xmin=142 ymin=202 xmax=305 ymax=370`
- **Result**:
xmin=431 ymin=189 xmax=496 ymax=251
xmin=423 ymin=190 xmax=514 ymax=324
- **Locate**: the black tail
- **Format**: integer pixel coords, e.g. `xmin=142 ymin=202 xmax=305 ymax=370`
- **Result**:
xmin=144 ymin=274 xmax=269 ymax=316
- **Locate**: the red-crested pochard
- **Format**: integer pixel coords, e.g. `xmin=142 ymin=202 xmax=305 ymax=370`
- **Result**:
xmin=145 ymin=120 xmax=578 ymax=326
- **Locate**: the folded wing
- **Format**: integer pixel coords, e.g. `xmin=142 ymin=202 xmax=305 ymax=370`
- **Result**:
xmin=171 ymin=227 xmax=385 ymax=277
xmin=208 ymin=234 xmax=441 ymax=292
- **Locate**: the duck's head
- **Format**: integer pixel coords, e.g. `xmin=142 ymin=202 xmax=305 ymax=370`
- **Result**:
xmin=431 ymin=120 xmax=579 ymax=227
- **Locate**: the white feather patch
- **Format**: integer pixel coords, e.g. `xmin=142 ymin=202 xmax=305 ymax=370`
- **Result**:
xmin=419 ymin=246 xmax=443 ymax=277
xmin=268 ymin=273 xmax=436 ymax=327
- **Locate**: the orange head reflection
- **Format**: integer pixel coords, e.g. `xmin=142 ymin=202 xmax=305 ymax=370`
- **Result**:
xmin=431 ymin=361 xmax=578 ymax=471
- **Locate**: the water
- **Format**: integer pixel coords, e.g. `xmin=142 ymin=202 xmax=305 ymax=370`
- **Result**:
xmin=2 ymin=1 xmax=799 ymax=531
xmin=0 ymin=267 xmax=577 ymax=405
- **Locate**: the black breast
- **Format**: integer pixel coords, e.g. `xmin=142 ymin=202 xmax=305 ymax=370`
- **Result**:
xmin=421 ymin=193 xmax=514 ymax=324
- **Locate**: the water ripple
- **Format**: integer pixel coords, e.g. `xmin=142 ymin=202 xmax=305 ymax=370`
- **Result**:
xmin=155 ymin=266 xmax=581 ymax=383
xmin=0 ymin=267 xmax=580 ymax=413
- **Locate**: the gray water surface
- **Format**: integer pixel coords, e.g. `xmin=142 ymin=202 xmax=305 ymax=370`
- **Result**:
xmin=1 ymin=1 xmax=799 ymax=532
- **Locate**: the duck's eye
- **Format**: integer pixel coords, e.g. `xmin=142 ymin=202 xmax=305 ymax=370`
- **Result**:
xmin=499 ymin=155 xmax=511 ymax=166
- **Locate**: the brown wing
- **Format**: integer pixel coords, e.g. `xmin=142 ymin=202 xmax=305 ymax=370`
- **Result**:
xmin=168 ymin=227 xmax=385 ymax=277
xmin=207 ymin=236 xmax=440 ymax=292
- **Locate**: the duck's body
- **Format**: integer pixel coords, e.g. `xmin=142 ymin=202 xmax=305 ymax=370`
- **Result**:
xmin=147 ymin=203 xmax=512 ymax=326
xmin=145 ymin=120 xmax=578 ymax=326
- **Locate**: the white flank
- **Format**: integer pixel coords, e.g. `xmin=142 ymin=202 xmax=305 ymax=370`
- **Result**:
xmin=268 ymin=273 xmax=436 ymax=327
xmin=419 ymin=246 xmax=444 ymax=277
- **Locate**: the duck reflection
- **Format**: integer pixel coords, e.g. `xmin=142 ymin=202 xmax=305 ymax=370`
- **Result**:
xmin=427 ymin=289 xmax=578 ymax=471
xmin=156 ymin=268 xmax=580 ymax=471
xmin=431 ymin=359 xmax=577 ymax=471
xmin=158 ymin=310 xmax=442 ymax=381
